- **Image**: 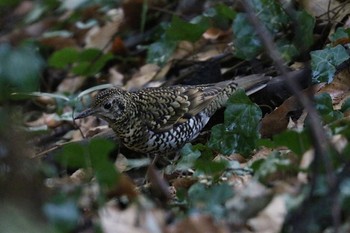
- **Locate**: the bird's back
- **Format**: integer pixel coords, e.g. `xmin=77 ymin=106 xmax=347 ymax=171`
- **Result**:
xmin=124 ymin=75 xmax=269 ymax=153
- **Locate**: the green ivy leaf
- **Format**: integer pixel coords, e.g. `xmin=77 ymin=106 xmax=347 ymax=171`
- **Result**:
xmin=208 ymin=89 xmax=261 ymax=156
xmin=315 ymin=93 xmax=343 ymax=124
xmin=277 ymin=39 xmax=299 ymax=62
xmin=55 ymin=142 xmax=87 ymax=168
xmin=188 ymin=183 xmax=233 ymax=219
xmin=0 ymin=44 xmax=43 ymax=99
xmin=165 ymin=16 xmax=210 ymax=42
xmin=88 ymin=138 xmax=119 ymax=188
xmin=232 ymin=13 xmax=262 ymax=60
xmin=293 ymin=10 xmax=315 ymax=51
xmin=43 ymin=199 xmax=79 ymax=232
xmin=48 ymin=47 xmax=79 ymax=68
xmin=49 ymin=48 xmax=113 ymax=76
xmin=329 ymin=27 xmax=350 ymax=42
xmin=147 ymin=40 xmax=177 ymax=65
xmin=55 ymin=139 xmax=119 ymax=188
xmin=177 ymin=143 xmax=202 ymax=171
xmin=194 ymin=159 xmax=228 ymax=177
xmin=73 ymin=49 xmax=114 ymax=76
xmin=259 ymin=130 xmax=312 ymax=156
xmin=251 ymin=0 xmax=289 ymax=33
xmin=341 ymin=97 xmax=350 ymax=113
xmin=311 ymin=45 xmax=350 ymax=83
xmin=214 ymin=3 xmax=236 ymax=20
xmin=250 ymin=151 xmax=292 ymax=182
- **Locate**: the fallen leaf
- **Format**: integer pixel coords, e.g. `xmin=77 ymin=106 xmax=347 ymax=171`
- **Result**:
xmin=166 ymin=214 xmax=230 ymax=233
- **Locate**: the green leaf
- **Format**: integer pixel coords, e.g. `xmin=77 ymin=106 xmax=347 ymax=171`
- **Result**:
xmin=277 ymin=39 xmax=299 ymax=62
xmin=55 ymin=142 xmax=87 ymax=168
xmin=48 ymin=48 xmax=79 ymax=68
xmin=251 ymin=0 xmax=289 ymax=33
xmin=73 ymin=49 xmax=114 ymax=76
xmin=232 ymin=13 xmax=262 ymax=60
xmin=177 ymin=143 xmax=202 ymax=171
xmin=188 ymin=183 xmax=233 ymax=219
xmin=315 ymin=93 xmax=343 ymax=124
xmin=165 ymin=16 xmax=210 ymax=42
xmin=208 ymin=89 xmax=261 ymax=156
xmin=43 ymin=199 xmax=79 ymax=232
xmin=55 ymin=139 xmax=119 ymax=188
xmin=0 ymin=0 xmax=21 ymax=6
xmin=194 ymin=159 xmax=228 ymax=177
xmin=213 ymin=3 xmax=236 ymax=20
xmin=258 ymin=130 xmax=312 ymax=156
xmin=341 ymin=97 xmax=350 ymax=113
xmin=329 ymin=27 xmax=350 ymax=42
xmin=147 ymin=40 xmax=177 ymax=65
xmin=88 ymin=139 xmax=119 ymax=187
xmin=49 ymin=48 xmax=113 ymax=76
xmin=293 ymin=10 xmax=315 ymax=51
xmin=0 ymin=44 xmax=43 ymax=99
xmin=250 ymin=151 xmax=292 ymax=182
xmin=311 ymin=45 xmax=350 ymax=83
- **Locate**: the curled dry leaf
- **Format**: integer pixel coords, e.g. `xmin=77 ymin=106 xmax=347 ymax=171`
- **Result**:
xmin=107 ymin=174 xmax=139 ymax=200
xmin=260 ymin=84 xmax=323 ymax=138
xmin=203 ymin=27 xmax=232 ymax=41
xmin=248 ymin=195 xmax=287 ymax=233
xmin=171 ymin=177 xmax=197 ymax=190
xmin=26 ymin=113 xmax=62 ymax=128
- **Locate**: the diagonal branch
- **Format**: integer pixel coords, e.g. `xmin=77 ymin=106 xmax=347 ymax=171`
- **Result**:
xmin=238 ymin=0 xmax=335 ymax=187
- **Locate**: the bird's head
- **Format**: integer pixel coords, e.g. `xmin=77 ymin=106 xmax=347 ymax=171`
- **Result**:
xmin=75 ymin=88 xmax=131 ymax=124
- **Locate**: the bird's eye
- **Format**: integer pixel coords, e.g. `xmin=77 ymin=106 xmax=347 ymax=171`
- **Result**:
xmin=104 ymin=102 xmax=112 ymax=110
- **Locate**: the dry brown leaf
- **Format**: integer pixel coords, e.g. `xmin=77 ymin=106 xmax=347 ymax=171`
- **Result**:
xmin=26 ymin=113 xmax=62 ymax=128
xmin=57 ymin=76 xmax=86 ymax=93
xmin=318 ymin=68 xmax=350 ymax=108
xmin=126 ymin=64 xmax=160 ymax=89
xmin=107 ymin=174 xmax=139 ymax=200
xmin=0 ymin=18 xmax=56 ymax=45
xmin=260 ymin=84 xmax=323 ymax=138
xmin=301 ymin=0 xmax=335 ymax=17
xmin=203 ymin=27 xmax=232 ymax=41
xmin=166 ymin=215 xmax=230 ymax=233
xmin=108 ymin=67 xmax=125 ymax=86
xmin=100 ymin=201 xmax=165 ymax=233
xmin=85 ymin=8 xmax=124 ymax=52
xmin=226 ymin=180 xmax=272 ymax=226
xmin=171 ymin=177 xmax=197 ymax=190
xmin=39 ymin=36 xmax=78 ymax=50
xmin=248 ymin=195 xmax=287 ymax=233
xmin=73 ymin=117 xmax=108 ymax=139
xmin=100 ymin=204 xmax=148 ymax=233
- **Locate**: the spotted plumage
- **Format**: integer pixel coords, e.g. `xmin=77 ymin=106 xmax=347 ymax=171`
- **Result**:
xmin=75 ymin=75 xmax=269 ymax=154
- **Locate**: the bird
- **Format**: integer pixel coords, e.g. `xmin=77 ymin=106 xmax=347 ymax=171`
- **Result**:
xmin=74 ymin=75 xmax=270 ymax=154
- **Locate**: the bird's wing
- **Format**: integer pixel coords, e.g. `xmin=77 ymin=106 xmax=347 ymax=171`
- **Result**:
xmin=132 ymin=81 xmax=236 ymax=132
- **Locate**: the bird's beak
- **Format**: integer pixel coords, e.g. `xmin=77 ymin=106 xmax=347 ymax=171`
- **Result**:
xmin=74 ymin=108 xmax=95 ymax=120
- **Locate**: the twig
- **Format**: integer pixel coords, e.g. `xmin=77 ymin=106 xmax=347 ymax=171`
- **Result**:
xmin=238 ymin=0 xmax=339 ymax=230
xmin=238 ymin=0 xmax=335 ymax=185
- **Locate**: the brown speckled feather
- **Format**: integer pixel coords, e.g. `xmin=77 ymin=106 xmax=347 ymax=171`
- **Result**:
xmin=132 ymin=80 xmax=237 ymax=132
xmin=74 ymin=75 xmax=270 ymax=154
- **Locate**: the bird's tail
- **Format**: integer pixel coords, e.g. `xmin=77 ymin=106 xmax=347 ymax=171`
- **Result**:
xmin=234 ymin=74 xmax=271 ymax=96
